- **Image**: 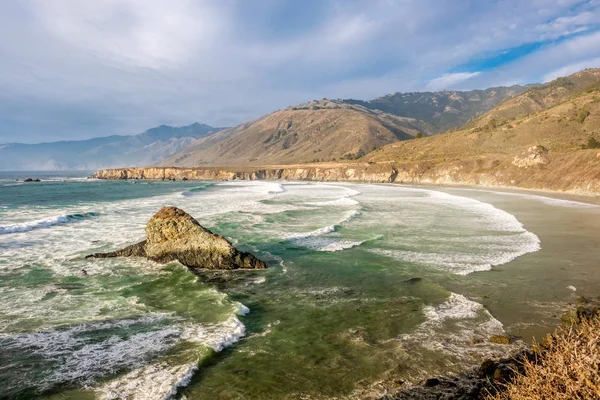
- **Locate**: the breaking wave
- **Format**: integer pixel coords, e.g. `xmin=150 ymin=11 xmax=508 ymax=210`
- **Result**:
xmin=0 ymin=212 xmax=100 ymax=235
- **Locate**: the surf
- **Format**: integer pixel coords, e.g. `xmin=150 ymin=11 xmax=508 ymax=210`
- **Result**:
xmin=0 ymin=211 xmax=100 ymax=235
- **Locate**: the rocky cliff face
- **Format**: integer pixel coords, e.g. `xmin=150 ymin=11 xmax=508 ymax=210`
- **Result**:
xmin=86 ymin=206 xmax=266 ymax=270
xmin=93 ymin=149 xmax=600 ymax=196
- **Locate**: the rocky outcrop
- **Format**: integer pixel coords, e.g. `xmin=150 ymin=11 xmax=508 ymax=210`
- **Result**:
xmin=512 ymin=145 xmax=549 ymax=168
xmin=380 ymin=351 xmax=535 ymax=400
xmin=86 ymin=206 xmax=266 ymax=270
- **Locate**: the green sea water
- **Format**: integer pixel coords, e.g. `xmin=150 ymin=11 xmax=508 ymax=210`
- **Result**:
xmin=1 ymin=172 xmax=599 ymax=400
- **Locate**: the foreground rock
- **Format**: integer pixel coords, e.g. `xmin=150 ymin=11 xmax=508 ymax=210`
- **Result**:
xmin=86 ymin=206 xmax=266 ymax=270
xmin=380 ymin=351 xmax=533 ymax=400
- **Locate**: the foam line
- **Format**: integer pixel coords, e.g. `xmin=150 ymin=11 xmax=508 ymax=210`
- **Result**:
xmin=285 ymin=224 xmax=337 ymax=240
xmin=0 ymin=212 xmax=100 ymax=235
xmin=399 ymin=293 xmax=521 ymax=363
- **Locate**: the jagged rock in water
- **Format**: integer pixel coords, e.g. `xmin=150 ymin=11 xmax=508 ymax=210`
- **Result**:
xmin=86 ymin=206 xmax=266 ymax=270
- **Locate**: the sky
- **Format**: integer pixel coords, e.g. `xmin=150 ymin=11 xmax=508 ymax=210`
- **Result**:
xmin=1 ymin=0 xmax=600 ymax=143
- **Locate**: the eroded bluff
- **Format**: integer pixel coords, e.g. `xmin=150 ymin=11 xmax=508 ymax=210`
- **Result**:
xmin=86 ymin=206 xmax=266 ymax=270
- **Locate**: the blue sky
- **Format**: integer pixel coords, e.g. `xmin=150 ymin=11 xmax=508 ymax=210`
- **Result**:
xmin=1 ymin=0 xmax=600 ymax=143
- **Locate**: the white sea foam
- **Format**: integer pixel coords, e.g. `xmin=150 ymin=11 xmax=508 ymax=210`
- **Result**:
xmin=0 ymin=180 xmax=546 ymax=397
xmin=1 ymin=311 xmax=249 ymax=399
xmin=291 ymin=237 xmax=364 ymax=252
xmin=100 ymin=361 xmax=200 ymax=400
xmin=567 ymin=285 xmax=577 ymax=291
xmin=251 ymin=276 xmax=267 ymax=285
xmin=42 ymin=177 xmax=93 ymax=182
xmin=423 ymin=293 xmax=490 ymax=321
xmin=0 ymin=314 xmax=180 ymax=391
xmin=446 ymin=188 xmax=600 ymax=209
xmin=285 ymin=224 xmax=337 ymax=240
xmin=99 ymin=314 xmax=249 ymax=400
xmin=399 ymin=293 xmax=521 ymax=362
xmin=306 ymin=197 xmax=359 ymax=207
xmin=426 ymin=190 xmax=532 ymax=232
xmin=361 ymin=187 xmax=541 ymax=275
xmin=372 ymin=232 xmax=540 ymax=275
xmin=180 ymin=316 xmax=247 ymax=352
xmin=0 ymin=212 xmax=99 ymax=235
xmin=268 ymin=183 xmax=286 ymax=194
xmin=234 ymin=302 xmax=251 ymax=316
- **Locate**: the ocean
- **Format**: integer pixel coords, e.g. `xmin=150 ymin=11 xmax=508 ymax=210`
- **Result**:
xmin=1 ymin=171 xmax=599 ymax=399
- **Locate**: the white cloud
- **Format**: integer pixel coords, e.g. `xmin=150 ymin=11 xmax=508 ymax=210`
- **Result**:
xmin=29 ymin=0 xmax=226 ymax=69
xmin=536 ymin=10 xmax=600 ymax=40
xmin=426 ymin=72 xmax=481 ymax=91
xmin=542 ymin=56 xmax=600 ymax=82
xmin=1 ymin=0 xmax=600 ymax=142
xmin=451 ymin=30 xmax=600 ymax=89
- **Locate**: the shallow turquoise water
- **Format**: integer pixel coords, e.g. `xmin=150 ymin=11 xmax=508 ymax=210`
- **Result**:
xmin=1 ymin=173 xmax=599 ymax=399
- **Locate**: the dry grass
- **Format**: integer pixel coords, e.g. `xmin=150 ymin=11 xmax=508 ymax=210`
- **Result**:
xmin=488 ymin=316 xmax=600 ymax=400
xmin=163 ymin=101 xmax=419 ymax=167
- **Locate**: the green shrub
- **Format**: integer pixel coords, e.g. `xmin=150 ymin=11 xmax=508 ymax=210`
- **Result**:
xmin=489 ymin=315 xmax=600 ymax=400
xmin=342 ymin=149 xmax=366 ymax=160
xmin=586 ymin=137 xmax=600 ymax=149
xmin=486 ymin=119 xmax=497 ymax=130
xmin=577 ymin=108 xmax=590 ymax=124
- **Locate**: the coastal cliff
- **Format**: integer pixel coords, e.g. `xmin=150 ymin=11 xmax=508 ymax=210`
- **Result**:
xmin=93 ymin=148 xmax=600 ymax=196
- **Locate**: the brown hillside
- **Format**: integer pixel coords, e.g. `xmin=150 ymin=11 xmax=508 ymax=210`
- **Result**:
xmin=347 ymin=85 xmax=527 ymax=134
xmin=466 ymin=68 xmax=600 ymax=129
xmin=163 ymin=99 xmax=418 ymax=167
xmin=362 ymin=82 xmax=600 ymax=194
xmin=368 ymin=89 xmax=600 ymax=162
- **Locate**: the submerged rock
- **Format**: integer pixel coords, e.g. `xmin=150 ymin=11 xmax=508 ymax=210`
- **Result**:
xmin=23 ymin=178 xmax=41 ymax=182
xmin=86 ymin=206 xmax=266 ymax=270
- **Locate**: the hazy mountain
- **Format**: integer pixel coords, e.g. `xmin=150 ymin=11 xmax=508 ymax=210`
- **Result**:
xmin=344 ymin=86 xmax=530 ymax=134
xmin=0 ymin=123 xmax=225 ymax=171
xmin=163 ymin=99 xmax=420 ymax=167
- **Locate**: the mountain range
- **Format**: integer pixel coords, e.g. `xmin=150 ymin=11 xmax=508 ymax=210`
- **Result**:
xmin=0 ymin=123 xmax=224 ymax=171
xmin=162 ymin=99 xmax=420 ymax=167
xmin=343 ymin=85 xmax=529 ymax=134
xmin=6 ymin=70 xmax=600 ymax=172
xmin=162 ymin=86 xmax=528 ymax=167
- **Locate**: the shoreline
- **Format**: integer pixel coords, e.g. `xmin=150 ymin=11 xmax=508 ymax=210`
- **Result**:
xmin=380 ymin=299 xmax=600 ymax=400
xmin=92 ymin=164 xmax=600 ymax=204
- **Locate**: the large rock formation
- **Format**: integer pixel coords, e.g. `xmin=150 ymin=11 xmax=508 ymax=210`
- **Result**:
xmin=87 ymin=206 xmax=266 ymax=270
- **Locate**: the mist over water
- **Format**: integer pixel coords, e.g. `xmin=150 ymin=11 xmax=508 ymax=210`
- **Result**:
xmin=1 ymin=173 xmax=598 ymax=399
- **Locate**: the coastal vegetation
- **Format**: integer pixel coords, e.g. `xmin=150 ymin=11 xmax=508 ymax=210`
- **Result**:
xmin=489 ymin=305 xmax=600 ymax=400
xmin=382 ymin=300 xmax=600 ymax=400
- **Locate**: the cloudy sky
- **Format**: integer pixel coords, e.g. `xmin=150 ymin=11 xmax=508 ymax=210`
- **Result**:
xmin=1 ymin=0 xmax=600 ymax=143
